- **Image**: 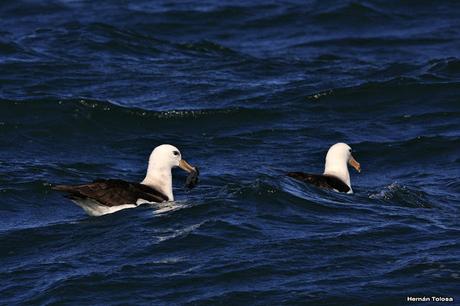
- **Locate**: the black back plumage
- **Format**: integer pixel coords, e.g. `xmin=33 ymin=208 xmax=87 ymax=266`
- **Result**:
xmin=287 ymin=172 xmax=350 ymax=193
xmin=52 ymin=179 xmax=168 ymax=206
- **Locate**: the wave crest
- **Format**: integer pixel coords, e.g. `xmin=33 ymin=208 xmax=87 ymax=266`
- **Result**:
xmin=369 ymin=183 xmax=432 ymax=208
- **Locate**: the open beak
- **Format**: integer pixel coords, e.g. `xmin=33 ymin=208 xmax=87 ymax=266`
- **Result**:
xmin=179 ymin=159 xmax=196 ymax=173
xmin=348 ymin=155 xmax=361 ymax=173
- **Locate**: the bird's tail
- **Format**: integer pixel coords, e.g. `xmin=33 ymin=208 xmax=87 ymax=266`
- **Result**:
xmin=52 ymin=185 xmax=85 ymax=200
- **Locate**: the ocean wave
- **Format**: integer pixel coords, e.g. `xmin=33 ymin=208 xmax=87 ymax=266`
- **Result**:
xmin=0 ymin=98 xmax=280 ymax=127
xmin=298 ymin=36 xmax=450 ymax=48
xmin=369 ymin=183 xmax=432 ymax=208
xmin=357 ymin=136 xmax=460 ymax=165
xmin=0 ymin=39 xmax=25 ymax=54
xmin=428 ymin=57 xmax=460 ymax=76
xmin=305 ymin=78 xmax=460 ymax=110
xmin=1 ymin=20 xmax=247 ymax=65
xmin=177 ymin=40 xmax=240 ymax=57
xmin=385 ymin=257 xmax=460 ymax=280
xmin=312 ymin=2 xmax=395 ymax=23
xmin=0 ymin=0 xmax=67 ymax=17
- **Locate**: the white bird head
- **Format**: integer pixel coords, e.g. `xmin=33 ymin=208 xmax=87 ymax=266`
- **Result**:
xmin=323 ymin=142 xmax=361 ymax=192
xmin=147 ymin=144 xmax=195 ymax=172
xmin=142 ymin=144 xmax=196 ymax=201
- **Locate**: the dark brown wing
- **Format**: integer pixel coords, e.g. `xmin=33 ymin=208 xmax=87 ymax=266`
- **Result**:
xmin=287 ymin=172 xmax=350 ymax=193
xmin=52 ymin=179 xmax=168 ymax=206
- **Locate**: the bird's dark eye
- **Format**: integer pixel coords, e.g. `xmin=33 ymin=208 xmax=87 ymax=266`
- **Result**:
xmin=349 ymin=149 xmax=352 ymax=153
xmin=173 ymin=151 xmax=180 ymax=156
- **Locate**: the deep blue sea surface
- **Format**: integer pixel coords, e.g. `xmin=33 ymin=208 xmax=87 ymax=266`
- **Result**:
xmin=1 ymin=1 xmax=460 ymax=305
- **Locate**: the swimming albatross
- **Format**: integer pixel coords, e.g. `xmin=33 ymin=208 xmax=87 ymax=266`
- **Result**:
xmin=53 ymin=144 xmax=199 ymax=216
xmin=287 ymin=142 xmax=361 ymax=193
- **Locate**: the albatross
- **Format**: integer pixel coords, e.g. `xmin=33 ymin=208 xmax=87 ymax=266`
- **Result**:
xmin=287 ymin=142 xmax=361 ymax=193
xmin=53 ymin=144 xmax=199 ymax=216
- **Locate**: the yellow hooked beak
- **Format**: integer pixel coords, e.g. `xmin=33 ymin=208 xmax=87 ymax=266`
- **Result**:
xmin=179 ymin=159 xmax=196 ymax=173
xmin=348 ymin=155 xmax=361 ymax=173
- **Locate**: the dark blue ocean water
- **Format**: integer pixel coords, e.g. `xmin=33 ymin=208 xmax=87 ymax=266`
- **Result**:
xmin=1 ymin=1 xmax=460 ymax=305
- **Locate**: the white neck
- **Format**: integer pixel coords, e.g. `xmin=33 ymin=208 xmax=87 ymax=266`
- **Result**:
xmin=324 ymin=159 xmax=351 ymax=189
xmin=141 ymin=163 xmax=174 ymax=201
